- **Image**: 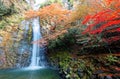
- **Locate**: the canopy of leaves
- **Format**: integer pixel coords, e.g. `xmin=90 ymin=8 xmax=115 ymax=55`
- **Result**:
xmin=25 ymin=3 xmax=71 ymax=26
xmin=70 ymin=0 xmax=106 ymax=24
xmin=82 ymin=0 xmax=120 ymax=43
xmin=39 ymin=3 xmax=71 ymax=26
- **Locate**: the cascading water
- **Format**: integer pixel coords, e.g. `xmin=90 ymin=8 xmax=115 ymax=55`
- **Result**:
xmin=30 ymin=17 xmax=44 ymax=67
xmin=26 ymin=0 xmax=47 ymax=69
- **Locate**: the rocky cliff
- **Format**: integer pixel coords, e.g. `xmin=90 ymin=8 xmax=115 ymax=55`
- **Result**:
xmin=0 ymin=0 xmax=31 ymax=69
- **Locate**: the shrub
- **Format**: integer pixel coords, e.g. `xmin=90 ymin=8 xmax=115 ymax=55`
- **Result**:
xmin=48 ymin=28 xmax=80 ymax=50
xmin=0 ymin=1 xmax=15 ymax=19
xmin=106 ymin=54 xmax=118 ymax=64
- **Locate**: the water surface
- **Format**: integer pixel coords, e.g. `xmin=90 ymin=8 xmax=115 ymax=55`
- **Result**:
xmin=0 ymin=68 xmax=61 ymax=79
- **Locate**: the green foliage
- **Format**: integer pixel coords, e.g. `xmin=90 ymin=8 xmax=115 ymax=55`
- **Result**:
xmin=65 ymin=28 xmax=80 ymax=43
xmin=0 ymin=14 xmax=24 ymax=30
xmin=26 ymin=25 xmax=32 ymax=44
xmin=0 ymin=20 xmax=6 ymax=29
xmin=40 ymin=0 xmax=62 ymax=8
xmin=49 ymin=0 xmax=61 ymax=3
xmin=106 ymin=54 xmax=118 ymax=64
xmin=0 ymin=0 xmax=15 ymax=19
xmin=48 ymin=28 xmax=80 ymax=50
xmin=49 ymin=51 xmax=71 ymax=70
xmin=49 ymin=51 xmax=94 ymax=79
xmin=40 ymin=2 xmax=51 ymax=8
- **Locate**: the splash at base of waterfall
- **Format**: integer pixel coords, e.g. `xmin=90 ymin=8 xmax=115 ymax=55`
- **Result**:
xmin=24 ymin=66 xmax=45 ymax=70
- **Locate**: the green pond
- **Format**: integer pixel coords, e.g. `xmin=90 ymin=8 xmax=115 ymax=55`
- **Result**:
xmin=0 ymin=68 xmax=61 ymax=79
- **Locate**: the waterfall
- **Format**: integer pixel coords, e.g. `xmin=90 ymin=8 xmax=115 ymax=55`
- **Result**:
xmin=26 ymin=0 xmax=47 ymax=69
xmin=30 ymin=17 xmax=47 ymax=68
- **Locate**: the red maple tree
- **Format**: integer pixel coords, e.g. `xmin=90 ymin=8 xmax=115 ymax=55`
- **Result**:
xmin=82 ymin=0 xmax=120 ymax=43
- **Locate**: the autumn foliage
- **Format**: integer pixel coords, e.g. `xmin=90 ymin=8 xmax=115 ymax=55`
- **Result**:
xmin=25 ymin=3 xmax=71 ymax=26
xmin=82 ymin=0 xmax=120 ymax=42
xmin=70 ymin=0 xmax=106 ymax=23
xmin=25 ymin=0 xmax=120 ymax=44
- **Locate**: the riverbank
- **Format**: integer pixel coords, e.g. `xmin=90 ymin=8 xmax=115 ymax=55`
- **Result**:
xmin=0 ymin=50 xmax=119 ymax=79
xmin=47 ymin=47 xmax=120 ymax=79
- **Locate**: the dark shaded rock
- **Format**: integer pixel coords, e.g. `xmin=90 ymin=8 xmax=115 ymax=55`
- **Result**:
xmin=15 ymin=63 xmax=21 ymax=68
xmin=12 ymin=32 xmax=18 ymax=38
xmin=66 ymin=68 xmax=70 ymax=73
xmin=59 ymin=70 xmax=66 ymax=79
xmin=0 ymin=49 xmax=4 ymax=55
xmin=78 ymin=69 xmax=83 ymax=73
xmin=78 ymin=72 xmax=84 ymax=78
xmin=72 ymin=58 xmax=76 ymax=61
xmin=94 ymin=70 xmax=104 ymax=74
xmin=112 ymin=76 xmax=120 ymax=79
xmin=90 ymin=75 xmax=96 ymax=79
xmin=105 ymin=76 xmax=112 ymax=79
xmin=0 ymin=60 xmax=3 ymax=66
xmin=99 ymin=76 xmax=105 ymax=79
xmin=0 ymin=37 xmax=3 ymax=43
xmin=77 ymin=69 xmax=84 ymax=78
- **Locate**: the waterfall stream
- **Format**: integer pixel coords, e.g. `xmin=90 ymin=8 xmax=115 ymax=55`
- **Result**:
xmin=30 ymin=17 xmax=46 ymax=68
xmin=26 ymin=0 xmax=47 ymax=69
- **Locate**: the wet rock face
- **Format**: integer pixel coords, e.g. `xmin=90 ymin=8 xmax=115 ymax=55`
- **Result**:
xmin=90 ymin=74 xmax=120 ymax=79
xmin=0 ymin=49 xmax=4 ymax=66
xmin=0 ymin=49 xmax=4 ymax=55
xmin=14 ymin=20 xmax=32 ymax=68
xmin=16 ymin=51 xmax=30 ymax=67
xmin=0 ymin=0 xmax=30 ymax=69
xmin=0 ymin=20 xmax=32 ymax=68
xmin=16 ymin=41 xmax=32 ymax=67
xmin=16 ymin=21 xmax=32 ymax=67
xmin=0 ymin=37 xmax=3 ymax=44
xmin=0 ymin=60 xmax=3 ymax=66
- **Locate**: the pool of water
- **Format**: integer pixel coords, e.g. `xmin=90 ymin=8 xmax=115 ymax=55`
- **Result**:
xmin=0 ymin=68 xmax=61 ymax=79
